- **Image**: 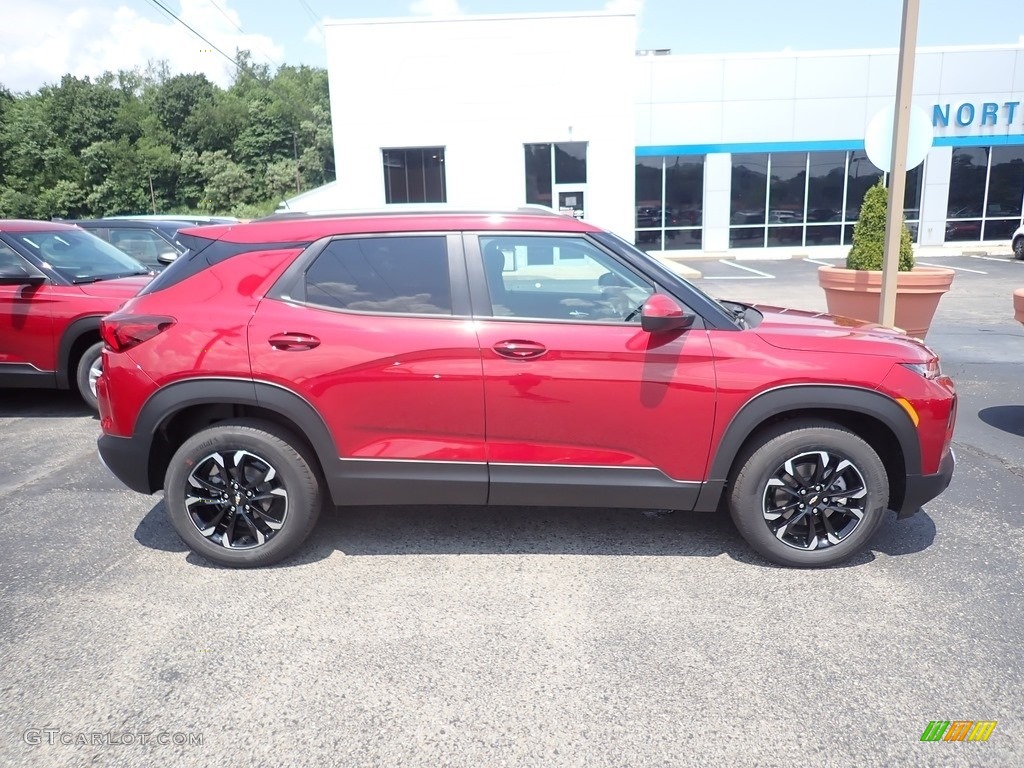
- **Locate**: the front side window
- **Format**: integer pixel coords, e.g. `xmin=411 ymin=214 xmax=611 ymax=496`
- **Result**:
xmin=382 ymin=148 xmax=446 ymax=204
xmin=304 ymin=236 xmax=452 ymax=315
xmin=479 ymin=235 xmax=652 ymax=323
xmin=7 ymin=230 xmax=149 ymax=283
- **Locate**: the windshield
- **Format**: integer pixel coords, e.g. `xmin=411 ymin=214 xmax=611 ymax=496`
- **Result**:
xmin=9 ymin=230 xmax=150 ymax=283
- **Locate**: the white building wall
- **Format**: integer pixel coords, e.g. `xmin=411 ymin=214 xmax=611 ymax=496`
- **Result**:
xmin=639 ymin=44 xmax=1024 ymax=250
xmin=306 ymin=20 xmax=1024 ymax=251
xmin=323 ymin=13 xmax=637 ymax=239
xmin=640 ymin=46 xmax=1024 ymax=147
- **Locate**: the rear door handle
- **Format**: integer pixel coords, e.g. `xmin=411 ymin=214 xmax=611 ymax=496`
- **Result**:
xmin=268 ymin=332 xmax=321 ymax=351
xmin=492 ymin=340 xmax=547 ymax=360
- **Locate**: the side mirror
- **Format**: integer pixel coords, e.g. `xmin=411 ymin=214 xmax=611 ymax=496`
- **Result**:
xmin=640 ymin=293 xmax=695 ymax=333
xmin=0 ymin=270 xmax=45 ymax=287
xmin=157 ymin=251 xmax=179 ymax=265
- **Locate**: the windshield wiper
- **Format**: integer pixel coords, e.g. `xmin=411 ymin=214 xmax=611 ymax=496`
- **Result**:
xmin=72 ymin=271 xmax=149 ymax=284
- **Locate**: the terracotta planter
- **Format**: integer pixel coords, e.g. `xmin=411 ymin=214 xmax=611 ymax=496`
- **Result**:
xmin=817 ymin=265 xmax=955 ymax=339
xmin=1014 ymin=289 xmax=1024 ymax=326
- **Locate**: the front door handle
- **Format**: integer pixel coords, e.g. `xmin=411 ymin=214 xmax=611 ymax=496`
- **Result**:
xmin=268 ymin=332 xmax=321 ymax=351
xmin=493 ymin=340 xmax=547 ymax=360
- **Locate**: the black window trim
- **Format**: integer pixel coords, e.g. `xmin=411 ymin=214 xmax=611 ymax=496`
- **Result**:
xmin=267 ymin=231 xmax=471 ymax=319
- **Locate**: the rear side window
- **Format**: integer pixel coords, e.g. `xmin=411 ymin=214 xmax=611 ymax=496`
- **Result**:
xmin=304 ymin=236 xmax=452 ymax=315
xmin=138 ymin=234 xmax=309 ymax=295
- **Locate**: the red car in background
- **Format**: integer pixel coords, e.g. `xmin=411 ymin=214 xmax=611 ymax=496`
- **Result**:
xmin=0 ymin=220 xmax=151 ymax=410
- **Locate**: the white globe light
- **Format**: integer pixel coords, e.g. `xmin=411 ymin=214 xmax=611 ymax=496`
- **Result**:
xmin=864 ymin=104 xmax=934 ymax=172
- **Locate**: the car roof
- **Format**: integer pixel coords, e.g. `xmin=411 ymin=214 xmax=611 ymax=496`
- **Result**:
xmin=0 ymin=219 xmax=82 ymax=233
xmin=64 ymin=218 xmax=183 ymax=228
xmin=105 ymin=215 xmax=239 ymax=224
xmin=185 ymin=209 xmax=600 ymax=245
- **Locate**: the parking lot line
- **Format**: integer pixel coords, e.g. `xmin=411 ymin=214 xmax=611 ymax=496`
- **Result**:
xmin=968 ymin=254 xmax=1020 ymax=264
xmin=704 ymin=260 xmax=775 ymax=279
xmin=917 ymin=261 xmax=988 ymax=274
xmin=804 ymin=258 xmax=833 ymax=267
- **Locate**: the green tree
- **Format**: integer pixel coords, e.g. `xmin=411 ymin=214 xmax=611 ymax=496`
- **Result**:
xmin=196 ymin=149 xmax=251 ymax=212
xmin=0 ymin=51 xmax=334 ymax=218
xmin=154 ymin=73 xmax=215 ymax=147
xmin=846 ymin=180 xmax=915 ymax=271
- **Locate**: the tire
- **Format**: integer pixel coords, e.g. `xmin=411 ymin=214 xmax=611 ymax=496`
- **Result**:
xmin=163 ymin=419 xmax=323 ymax=568
xmin=75 ymin=341 xmax=104 ymax=412
xmin=1013 ymin=237 xmax=1024 ymax=260
xmin=727 ymin=420 xmax=889 ymax=568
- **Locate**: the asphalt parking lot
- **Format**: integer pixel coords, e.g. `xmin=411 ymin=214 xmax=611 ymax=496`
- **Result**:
xmin=1 ymin=253 xmax=1022 ymax=767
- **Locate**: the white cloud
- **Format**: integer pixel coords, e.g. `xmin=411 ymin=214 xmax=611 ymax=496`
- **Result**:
xmin=604 ymin=0 xmax=645 ymax=14
xmin=409 ymin=0 xmax=463 ymax=16
xmin=0 ymin=0 xmax=284 ymax=93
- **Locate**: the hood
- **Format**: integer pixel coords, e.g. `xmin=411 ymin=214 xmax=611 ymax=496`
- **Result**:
xmin=751 ymin=304 xmax=933 ymax=360
xmin=76 ymin=276 xmax=152 ymax=299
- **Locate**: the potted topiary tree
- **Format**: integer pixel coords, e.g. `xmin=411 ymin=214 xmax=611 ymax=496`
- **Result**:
xmin=817 ymin=180 xmax=954 ymax=339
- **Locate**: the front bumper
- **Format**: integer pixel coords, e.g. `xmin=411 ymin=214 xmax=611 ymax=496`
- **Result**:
xmin=97 ymin=433 xmax=155 ymax=495
xmin=895 ymin=448 xmax=956 ymax=519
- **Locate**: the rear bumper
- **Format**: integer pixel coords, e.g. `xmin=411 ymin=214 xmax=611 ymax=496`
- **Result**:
xmin=97 ymin=433 xmax=155 ymax=494
xmin=896 ymin=448 xmax=955 ymax=519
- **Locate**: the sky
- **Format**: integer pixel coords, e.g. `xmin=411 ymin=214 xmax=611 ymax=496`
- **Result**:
xmin=1 ymin=0 xmax=1022 ymax=93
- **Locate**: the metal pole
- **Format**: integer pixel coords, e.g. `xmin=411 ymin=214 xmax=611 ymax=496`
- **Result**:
xmin=880 ymin=0 xmax=921 ymax=327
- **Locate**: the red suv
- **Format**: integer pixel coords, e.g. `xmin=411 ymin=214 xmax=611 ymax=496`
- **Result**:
xmin=96 ymin=210 xmax=956 ymax=568
xmin=0 ymin=220 xmax=152 ymax=410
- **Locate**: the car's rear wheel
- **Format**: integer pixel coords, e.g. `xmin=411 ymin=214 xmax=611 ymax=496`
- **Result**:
xmin=1013 ymin=236 xmax=1024 ymax=260
xmin=727 ymin=420 xmax=889 ymax=568
xmin=164 ymin=419 xmax=323 ymax=568
xmin=75 ymin=341 xmax=103 ymax=412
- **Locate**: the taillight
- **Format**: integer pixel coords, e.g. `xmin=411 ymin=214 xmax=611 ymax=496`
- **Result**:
xmin=101 ymin=313 xmax=176 ymax=353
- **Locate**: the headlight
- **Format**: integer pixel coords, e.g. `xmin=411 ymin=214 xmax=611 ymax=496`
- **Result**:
xmin=900 ymin=359 xmax=941 ymax=379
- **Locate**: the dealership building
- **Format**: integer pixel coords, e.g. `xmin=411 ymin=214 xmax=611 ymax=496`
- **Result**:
xmin=282 ymin=11 xmax=1024 ymax=254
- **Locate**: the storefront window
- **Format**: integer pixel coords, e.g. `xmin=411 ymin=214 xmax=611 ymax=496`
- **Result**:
xmin=805 ymin=151 xmax=846 ymax=246
xmin=554 ymin=142 xmax=588 ymax=184
xmin=634 ymin=155 xmax=704 ymax=251
xmin=768 ymin=152 xmax=807 ymax=225
xmin=947 ymin=146 xmax=1024 ymax=241
xmin=984 ymin=146 xmax=1024 ymax=239
xmin=730 ymin=153 xmax=768 ymax=248
xmin=635 ymin=156 xmax=664 ymax=249
xmin=524 ymin=143 xmax=552 ymax=206
xmin=729 ymin=150 xmax=926 ymax=248
xmin=382 ymin=148 xmax=446 ymax=204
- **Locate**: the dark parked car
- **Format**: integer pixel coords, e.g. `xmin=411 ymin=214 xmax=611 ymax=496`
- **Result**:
xmin=64 ymin=218 xmax=197 ymax=271
xmin=0 ymin=220 xmax=151 ymax=410
xmin=97 ymin=208 xmax=956 ymax=569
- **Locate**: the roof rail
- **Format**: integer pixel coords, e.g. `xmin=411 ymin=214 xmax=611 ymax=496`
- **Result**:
xmin=256 ymin=204 xmax=566 ymax=222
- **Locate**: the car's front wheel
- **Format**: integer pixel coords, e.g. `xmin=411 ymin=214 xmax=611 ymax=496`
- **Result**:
xmin=1013 ymin=236 xmax=1024 ymax=260
xmin=727 ymin=420 xmax=889 ymax=567
xmin=164 ymin=420 xmax=323 ymax=568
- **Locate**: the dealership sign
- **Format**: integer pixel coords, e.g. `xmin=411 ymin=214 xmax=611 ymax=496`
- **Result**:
xmin=932 ymin=101 xmax=1022 ymax=127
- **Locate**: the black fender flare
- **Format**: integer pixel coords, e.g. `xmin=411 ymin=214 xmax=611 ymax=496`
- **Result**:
xmin=132 ymin=377 xmax=340 ymax=495
xmin=697 ymin=384 xmax=921 ymax=509
xmin=57 ymin=316 xmax=104 ymax=389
